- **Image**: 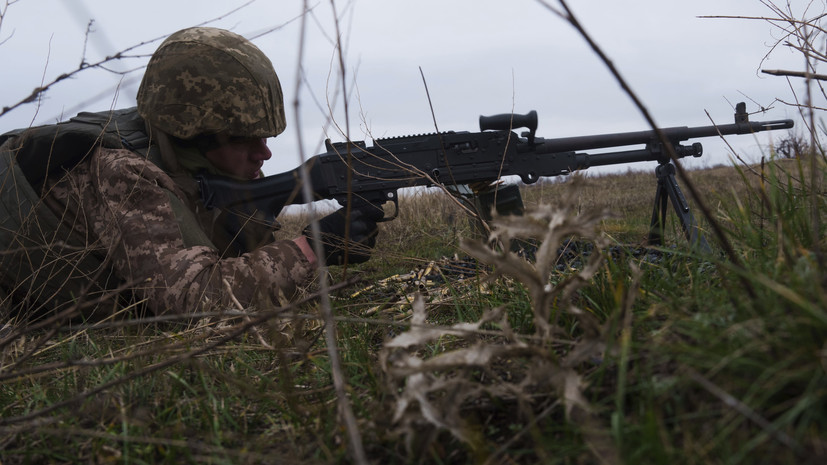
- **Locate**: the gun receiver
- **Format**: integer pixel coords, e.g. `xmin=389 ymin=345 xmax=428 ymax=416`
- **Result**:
xmin=197 ymin=102 xmax=793 ymax=250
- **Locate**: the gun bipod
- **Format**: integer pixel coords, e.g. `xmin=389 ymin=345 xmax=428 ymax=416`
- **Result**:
xmin=648 ymin=162 xmax=712 ymax=253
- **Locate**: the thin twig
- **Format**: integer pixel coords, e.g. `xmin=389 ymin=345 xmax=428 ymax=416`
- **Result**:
xmin=222 ymin=278 xmax=272 ymax=349
xmin=292 ymin=1 xmax=367 ymax=463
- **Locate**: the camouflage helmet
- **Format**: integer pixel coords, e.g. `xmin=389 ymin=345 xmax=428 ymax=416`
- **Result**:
xmin=137 ymin=27 xmax=286 ymax=140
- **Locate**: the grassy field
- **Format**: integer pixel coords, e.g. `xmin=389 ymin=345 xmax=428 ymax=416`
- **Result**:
xmin=1 ymin=154 xmax=825 ymax=464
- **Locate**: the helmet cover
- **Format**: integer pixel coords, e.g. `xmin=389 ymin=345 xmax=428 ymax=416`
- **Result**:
xmin=137 ymin=27 xmax=286 ymax=139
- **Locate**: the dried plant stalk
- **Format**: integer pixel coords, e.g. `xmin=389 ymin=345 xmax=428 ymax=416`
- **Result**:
xmin=381 ymin=177 xmax=623 ymax=463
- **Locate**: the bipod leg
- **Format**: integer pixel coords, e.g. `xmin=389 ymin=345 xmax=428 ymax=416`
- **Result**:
xmin=648 ymin=176 xmax=669 ymax=246
xmin=648 ymin=163 xmax=712 ymax=253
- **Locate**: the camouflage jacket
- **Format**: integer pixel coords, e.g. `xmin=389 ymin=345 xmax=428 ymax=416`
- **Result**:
xmin=1 ymin=139 xmax=314 ymax=317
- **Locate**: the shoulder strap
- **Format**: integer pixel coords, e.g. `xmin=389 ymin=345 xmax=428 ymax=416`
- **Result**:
xmin=0 ymin=107 xmax=152 ymax=191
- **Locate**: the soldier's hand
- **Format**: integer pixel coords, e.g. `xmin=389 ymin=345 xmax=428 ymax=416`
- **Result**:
xmin=303 ymin=206 xmax=382 ymax=266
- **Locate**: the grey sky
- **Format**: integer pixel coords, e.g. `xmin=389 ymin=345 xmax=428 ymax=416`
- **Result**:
xmin=0 ymin=0 xmax=807 ymax=177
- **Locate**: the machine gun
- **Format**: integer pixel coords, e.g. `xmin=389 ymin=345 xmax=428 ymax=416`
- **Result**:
xmin=197 ymin=102 xmax=793 ymax=250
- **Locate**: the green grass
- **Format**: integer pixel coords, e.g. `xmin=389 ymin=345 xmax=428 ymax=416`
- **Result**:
xmin=1 ymin=156 xmax=826 ymax=464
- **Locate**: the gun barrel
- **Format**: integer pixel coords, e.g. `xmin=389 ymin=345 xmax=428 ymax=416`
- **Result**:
xmin=535 ymin=119 xmax=794 ymax=153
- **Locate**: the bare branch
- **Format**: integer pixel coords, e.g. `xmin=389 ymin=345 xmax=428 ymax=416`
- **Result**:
xmin=763 ymin=68 xmax=827 ymax=81
xmin=0 ymin=0 xmax=19 ymax=46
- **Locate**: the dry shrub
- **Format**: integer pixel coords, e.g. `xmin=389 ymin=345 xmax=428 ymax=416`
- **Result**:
xmin=380 ymin=177 xmax=636 ymax=463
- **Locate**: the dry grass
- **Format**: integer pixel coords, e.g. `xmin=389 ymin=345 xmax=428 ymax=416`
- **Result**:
xmin=2 ymin=156 xmax=826 ymax=464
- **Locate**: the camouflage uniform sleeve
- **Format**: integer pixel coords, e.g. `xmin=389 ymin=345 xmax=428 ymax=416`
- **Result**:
xmin=84 ymin=147 xmax=314 ymax=314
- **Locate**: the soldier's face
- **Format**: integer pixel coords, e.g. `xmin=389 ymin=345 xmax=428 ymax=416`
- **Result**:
xmin=204 ymin=135 xmax=272 ymax=180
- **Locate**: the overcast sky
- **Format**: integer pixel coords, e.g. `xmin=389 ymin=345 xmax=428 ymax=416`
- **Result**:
xmin=0 ymin=0 xmax=809 ymax=177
